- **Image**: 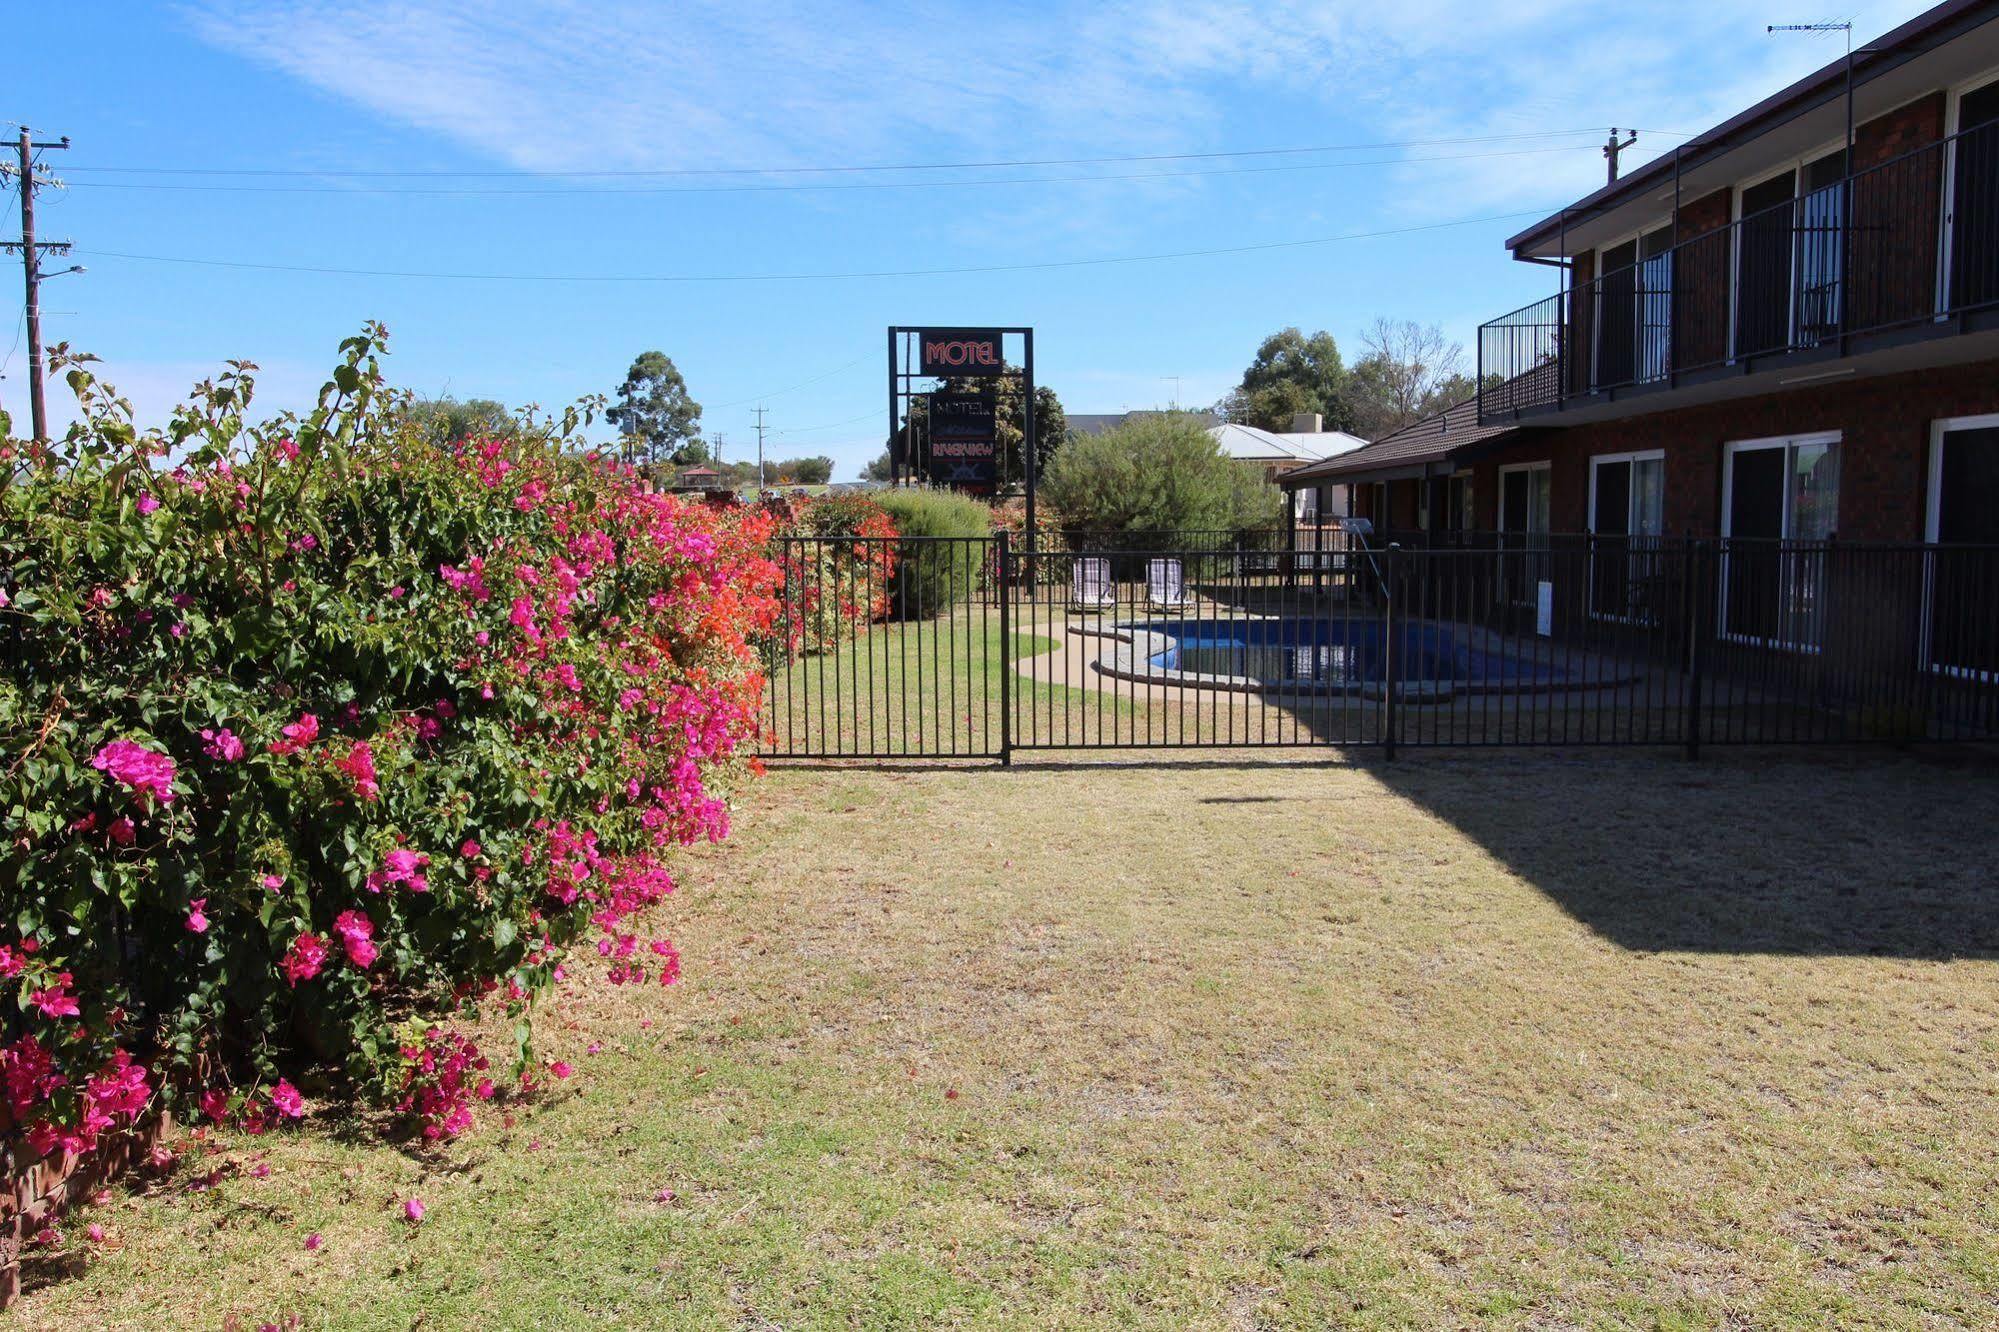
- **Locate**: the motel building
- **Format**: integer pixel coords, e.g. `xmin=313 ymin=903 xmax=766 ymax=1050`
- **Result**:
xmin=1285 ymin=0 xmax=1999 ymax=687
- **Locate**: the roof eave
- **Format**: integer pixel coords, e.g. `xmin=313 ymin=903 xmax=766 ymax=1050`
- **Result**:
xmin=1504 ymin=0 xmax=1999 ymax=256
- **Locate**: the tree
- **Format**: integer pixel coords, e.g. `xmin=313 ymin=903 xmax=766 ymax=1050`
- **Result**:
xmin=862 ymin=449 xmax=896 ymax=483
xmin=400 ymin=395 xmax=516 ymax=443
xmin=606 ymin=351 xmax=703 ymax=465
xmin=891 ymin=371 xmax=1065 ymax=487
xmin=1040 ymin=411 xmax=1280 ymax=537
xmin=1347 ymin=319 xmax=1471 ymax=437
xmin=772 ymin=456 xmax=834 ymax=485
xmin=1224 ymin=328 xmax=1356 ymax=433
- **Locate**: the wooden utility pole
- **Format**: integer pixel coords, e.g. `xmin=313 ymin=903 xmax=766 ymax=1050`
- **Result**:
xmin=1602 ymin=127 xmax=1638 ymax=185
xmin=753 ymin=406 xmax=768 ymax=492
xmin=4 ymin=127 xmax=72 ymax=441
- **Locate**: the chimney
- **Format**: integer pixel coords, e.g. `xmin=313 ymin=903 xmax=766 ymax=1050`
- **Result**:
xmin=1290 ymin=412 xmax=1322 ymax=434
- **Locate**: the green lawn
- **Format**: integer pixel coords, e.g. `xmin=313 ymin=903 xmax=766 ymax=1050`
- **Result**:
xmin=15 ymin=747 xmax=1999 ymax=1329
xmin=765 ymin=609 xmax=1140 ymax=757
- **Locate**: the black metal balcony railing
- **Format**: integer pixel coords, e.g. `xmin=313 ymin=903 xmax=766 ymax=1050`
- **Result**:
xmin=1479 ymin=117 xmax=1999 ymax=418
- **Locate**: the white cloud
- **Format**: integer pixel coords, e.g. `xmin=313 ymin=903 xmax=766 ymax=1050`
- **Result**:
xmin=177 ymin=0 xmax=1941 ymax=230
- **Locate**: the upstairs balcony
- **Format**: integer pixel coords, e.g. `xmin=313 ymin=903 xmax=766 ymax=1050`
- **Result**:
xmin=1478 ymin=117 xmax=1999 ymax=421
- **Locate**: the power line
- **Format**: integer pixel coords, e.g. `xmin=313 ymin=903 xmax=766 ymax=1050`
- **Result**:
xmin=60 ymin=128 xmax=1637 ymax=180
xmin=54 ymin=144 xmax=1607 ymax=197
xmin=774 ymin=408 xmax=879 ymax=436
xmin=77 ymin=206 xmax=1556 ymax=285
xmin=706 ymin=350 xmax=874 ymax=410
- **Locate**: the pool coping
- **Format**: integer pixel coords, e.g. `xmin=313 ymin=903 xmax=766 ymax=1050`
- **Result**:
xmin=1072 ymin=616 xmax=1644 ymax=701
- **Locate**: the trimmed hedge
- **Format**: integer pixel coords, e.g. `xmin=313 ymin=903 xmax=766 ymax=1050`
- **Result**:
xmin=873 ymin=490 xmax=993 ymax=619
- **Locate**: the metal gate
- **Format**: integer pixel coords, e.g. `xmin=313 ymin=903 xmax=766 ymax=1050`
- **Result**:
xmin=758 ymin=532 xmax=1999 ymax=762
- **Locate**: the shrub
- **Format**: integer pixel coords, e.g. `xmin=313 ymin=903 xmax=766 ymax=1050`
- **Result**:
xmin=1039 ymin=412 xmax=1281 ymax=542
xmin=0 ymin=327 xmax=779 ymax=1154
xmin=873 ymin=489 xmax=993 ymax=618
xmin=765 ymin=493 xmax=898 ymax=655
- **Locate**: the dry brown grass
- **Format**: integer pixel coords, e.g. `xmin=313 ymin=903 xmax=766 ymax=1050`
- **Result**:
xmin=14 ymin=746 xmax=1999 ymax=1329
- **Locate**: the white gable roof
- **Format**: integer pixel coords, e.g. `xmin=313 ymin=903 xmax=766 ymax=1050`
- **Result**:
xmin=1207 ymin=421 xmax=1369 ymax=463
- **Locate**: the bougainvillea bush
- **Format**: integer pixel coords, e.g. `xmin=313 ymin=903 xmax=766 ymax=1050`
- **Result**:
xmin=763 ymin=492 xmax=898 ymax=656
xmin=0 ymin=326 xmax=778 ymax=1159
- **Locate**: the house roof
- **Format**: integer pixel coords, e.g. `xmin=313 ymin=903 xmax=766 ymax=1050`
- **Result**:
xmin=1278 ymin=397 xmax=1531 ymax=486
xmin=1067 ymin=409 xmax=1223 ymax=437
xmin=1208 ymin=421 xmax=1369 ymax=464
xmin=1505 ymin=0 xmax=1999 ymax=256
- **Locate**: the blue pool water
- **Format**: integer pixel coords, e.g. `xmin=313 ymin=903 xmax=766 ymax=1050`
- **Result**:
xmin=1133 ymin=617 xmax=1570 ymax=690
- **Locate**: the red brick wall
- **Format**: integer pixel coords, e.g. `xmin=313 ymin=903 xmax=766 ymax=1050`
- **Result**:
xmin=1856 ymin=92 xmax=1946 ymax=168
xmin=1468 ymin=356 xmax=1999 ymax=541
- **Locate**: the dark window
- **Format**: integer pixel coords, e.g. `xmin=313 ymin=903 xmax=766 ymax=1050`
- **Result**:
xmin=1937 ymin=425 xmax=1999 ymax=544
xmin=1737 ymin=172 xmax=1796 ymax=356
xmin=1930 ymin=424 xmax=1999 ymax=675
xmin=1951 ymin=81 xmax=1999 ymax=312
xmin=1596 ymin=238 xmax=1639 ymax=388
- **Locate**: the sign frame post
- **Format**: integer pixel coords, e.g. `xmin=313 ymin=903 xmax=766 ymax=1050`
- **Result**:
xmin=887 ymin=325 xmax=1037 ymax=557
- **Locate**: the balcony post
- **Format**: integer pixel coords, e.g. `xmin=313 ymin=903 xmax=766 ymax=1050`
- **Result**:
xmin=1840 ymin=44 xmax=1855 ymax=352
xmin=1671 ymin=146 xmax=1682 ymax=387
xmin=1557 ymin=208 xmax=1568 ymax=406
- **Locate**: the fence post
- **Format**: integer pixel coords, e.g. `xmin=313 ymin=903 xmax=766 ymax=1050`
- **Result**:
xmin=996 ymin=531 xmax=1013 ymax=767
xmin=1383 ymin=542 xmax=1399 ymax=761
xmin=1682 ymin=535 xmax=1703 ymax=761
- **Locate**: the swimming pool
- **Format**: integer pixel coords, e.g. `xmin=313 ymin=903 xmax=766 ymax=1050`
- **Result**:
xmin=1101 ymin=616 xmax=1586 ymax=695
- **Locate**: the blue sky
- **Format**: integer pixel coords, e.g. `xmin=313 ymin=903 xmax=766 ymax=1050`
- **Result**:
xmin=11 ymin=1 xmax=1932 ymax=477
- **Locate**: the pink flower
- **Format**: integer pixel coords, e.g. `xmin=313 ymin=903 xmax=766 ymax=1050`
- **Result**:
xmin=281 ymin=932 xmax=328 ymax=986
xmin=0 ymin=946 xmax=24 ymax=979
xmin=107 ymin=816 xmax=136 ymax=847
xmin=201 ymin=727 xmax=245 ymax=762
xmin=262 ymin=873 xmax=285 ymax=892
xmin=549 ymin=1061 xmax=573 ymax=1080
xmin=31 ymin=976 xmax=80 ymax=1019
xmin=269 ymin=1079 xmax=305 ymax=1119
xmin=185 ymin=898 xmax=209 ymax=934
xmin=86 ymin=1223 xmax=105 ymax=1242
xmin=136 ymin=493 xmax=160 ymax=515
xmin=305 ymin=1232 xmax=323 ymax=1251
xmin=460 ymin=839 xmax=481 ymax=859
xmin=332 ymin=910 xmax=377 ymax=968
xmin=90 ymin=739 xmax=178 ymax=806
xmin=334 ymin=741 xmax=380 ymax=801
xmin=365 ymin=847 xmax=430 ymax=894
xmin=199 ymin=1089 xmax=229 ymax=1123
xmin=269 ymin=712 xmax=320 ymax=757
xmin=403 ymin=1197 xmax=426 ymax=1224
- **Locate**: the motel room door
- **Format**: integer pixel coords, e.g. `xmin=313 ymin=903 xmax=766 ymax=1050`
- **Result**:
xmin=1928 ymin=419 xmax=1999 ymax=676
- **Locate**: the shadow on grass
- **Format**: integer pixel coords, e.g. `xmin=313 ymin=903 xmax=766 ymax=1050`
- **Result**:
xmin=1365 ymin=745 xmax=1999 ymax=960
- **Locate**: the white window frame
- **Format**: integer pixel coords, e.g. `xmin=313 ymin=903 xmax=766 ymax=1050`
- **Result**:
xmin=1923 ymin=412 xmax=1999 ymax=679
xmin=1591 ymin=218 xmax=1672 ymax=390
xmin=1448 ymin=469 xmax=1474 ymax=534
xmin=1497 ymin=461 xmax=1553 ymax=607
xmin=1939 ymin=68 xmax=1999 ymax=316
xmin=1729 ymin=138 xmax=1847 ymax=360
xmin=1718 ymin=430 xmax=1841 ymax=652
xmin=1586 ymin=449 xmax=1667 ymax=623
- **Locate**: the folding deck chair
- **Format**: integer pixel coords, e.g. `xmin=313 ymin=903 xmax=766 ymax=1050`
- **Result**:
xmin=1146 ymin=558 xmax=1187 ymax=612
xmin=1068 ymin=557 xmax=1116 ymax=613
